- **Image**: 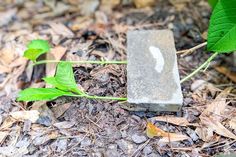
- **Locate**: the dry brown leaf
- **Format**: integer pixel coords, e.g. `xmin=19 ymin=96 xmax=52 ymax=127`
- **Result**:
xmin=146 ymin=122 xmax=189 ymax=142
xmin=201 ymin=116 xmax=236 ymax=140
xmin=79 ymin=0 xmax=100 ymax=15
xmin=146 ymin=122 xmax=168 ymax=138
xmin=100 ymin=0 xmax=120 ymax=13
xmin=51 ymin=103 xmax=71 ymax=118
xmin=0 ymin=117 xmax=16 ymax=130
xmin=10 ymin=110 xmax=40 ymax=123
xmin=133 ymin=0 xmax=156 ymax=8
xmin=31 ymin=101 xmax=47 ymax=110
xmin=215 ymin=66 xmax=236 ymax=83
xmin=203 ymin=87 xmax=232 ymax=120
xmin=0 ymin=64 xmax=11 ymax=73
xmin=46 ymin=46 xmax=67 ymax=78
xmin=0 ymin=131 xmax=8 ymax=144
xmin=159 ymin=133 xmax=189 ymax=143
xmin=195 ymin=127 xmax=214 ymax=142
xmin=49 ymin=22 xmax=74 ymax=38
xmin=153 ymin=116 xmax=198 ymax=127
xmin=229 ymin=117 xmax=236 ymax=130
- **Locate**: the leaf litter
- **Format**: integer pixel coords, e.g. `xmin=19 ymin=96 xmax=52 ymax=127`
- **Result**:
xmin=0 ymin=0 xmax=236 ymax=156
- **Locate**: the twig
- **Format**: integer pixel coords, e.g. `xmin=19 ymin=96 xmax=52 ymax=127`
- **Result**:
xmin=180 ymin=52 xmax=219 ymax=83
xmin=177 ymin=42 xmax=207 ymax=56
xmin=131 ymin=139 xmax=151 ymax=157
xmin=60 ymin=132 xmax=89 ymax=156
xmin=85 ymin=116 xmax=103 ymax=130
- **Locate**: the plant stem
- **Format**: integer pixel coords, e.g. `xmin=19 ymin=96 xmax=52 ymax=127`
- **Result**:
xmin=65 ymin=93 xmax=127 ymax=101
xmin=33 ymin=60 xmax=128 ymax=66
xmin=180 ymin=52 xmax=219 ymax=83
xmin=85 ymin=95 xmax=127 ymax=101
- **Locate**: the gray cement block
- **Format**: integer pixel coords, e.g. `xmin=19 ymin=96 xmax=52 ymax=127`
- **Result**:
xmin=127 ymin=30 xmax=183 ymax=112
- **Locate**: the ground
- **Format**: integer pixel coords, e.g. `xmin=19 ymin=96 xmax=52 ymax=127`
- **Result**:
xmin=0 ymin=0 xmax=236 ymax=157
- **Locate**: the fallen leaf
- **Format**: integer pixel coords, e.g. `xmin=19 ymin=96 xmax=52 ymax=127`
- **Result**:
xmin=133 ymin=0 xmax=155 ymax=8
xmin=100 ymin=0 xmax=120 ymax=13
xmin=46 ymin=46 xmax=67 ymax=78
xmin=152 ymin=116 xmax=198 ymax=127
xmin=0 ymin=64 xmax=11 ymax=73
xmin=229 ymin=117 xmax=236 ymax=130
xmin=10 ymin=110 xmax=40 ymax=123
xmin=49 ymin=22 xmax=74 ymax=38
xmin=146 ymin=122 xmax=189 ymax=142
xmin=0 ymin=131 xmax=8 ymax=143
xmin=79 ymin=0 xmax=100 ymax=15
xmin=146 ymin=122 xmax=168 ymax=138
xmin=215 ymin=66 xmax=236 ymax=83
xmin=0 ymin=117 xmax=16 ymax=130
xmin=51 ymin=103 xmax=71 ymax=118
xmin=159 ymin=133 xmax=189 ymax=143
xmin=195 ymin=127 xmax=214 ymax=142
xmin=203 ymin=87 xmax=232 ymax=121
xmin=201 ymin=116 xmax=236 ymax=140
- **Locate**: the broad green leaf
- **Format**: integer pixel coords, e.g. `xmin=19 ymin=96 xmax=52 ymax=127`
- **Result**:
xmin=27 ymin=39 xmax=50 ymax=53
xmin=55 ymin=62 xmax=84 ymax=94
xmin=43 ymin=77 xmax=68 ymax=91
xmin=24 ymin=39 xmax=50 ymax=61
xmin=208 ymin=0 xmax=218 ymax=8
xmin=23 ymin=49 xmax=44 ymax=61
xmin=17 ymin=88 xmax=71 ymax=101
xmin=207 ymin=0 xmax=236 ymax=53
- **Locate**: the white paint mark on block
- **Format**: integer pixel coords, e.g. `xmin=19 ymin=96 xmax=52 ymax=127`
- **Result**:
xmin=149 ymin=46 xmax=164 ymax=73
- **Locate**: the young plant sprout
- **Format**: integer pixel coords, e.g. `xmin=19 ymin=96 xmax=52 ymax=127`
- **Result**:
xmin=19 ymin=40 xmax=127 ymax=102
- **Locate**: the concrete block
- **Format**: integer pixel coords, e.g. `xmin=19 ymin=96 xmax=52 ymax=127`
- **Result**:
xmin=127 ymin=30 xmax=183 ymax=112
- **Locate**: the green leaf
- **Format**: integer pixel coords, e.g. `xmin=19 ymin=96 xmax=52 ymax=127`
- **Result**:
xmin=43 ymin=77 xmax=68 ymax=91
xmin=208 ymin=0 xmax=218 ymax=8
xmin=207 ymin=0 xmax=236 ymax=53
xmin=55 ymin=62 xmax=84 ymax=94
xmin=27 ymin=39 xmax=50 ymax=53
xmin=23 ymin=49 xmax=44 ymax=61
xmin=24 ymin=39 xmax=50 ymax=61
xmin=17 ymin=88 xmax=71 ymax=101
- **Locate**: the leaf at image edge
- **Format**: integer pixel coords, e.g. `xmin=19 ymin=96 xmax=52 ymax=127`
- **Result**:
xmin=17 ymin=88 xmax=71 ymax=101
xmin=207 ymin=0 xmax=236 ymax=53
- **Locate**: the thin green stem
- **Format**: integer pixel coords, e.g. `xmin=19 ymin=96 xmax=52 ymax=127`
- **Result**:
xmin=33 ymin=60 xmax=127 ymax=66
xmin=180 ymin=52 xmax=219 ymax=83
xmin=65 ymin=93 xmax=127 ymax=101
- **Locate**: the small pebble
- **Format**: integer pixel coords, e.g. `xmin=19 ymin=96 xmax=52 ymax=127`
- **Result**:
xmin=131 ymin=133 xmax=147 ymax=144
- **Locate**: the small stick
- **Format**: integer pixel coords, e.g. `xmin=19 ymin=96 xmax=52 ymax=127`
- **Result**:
xmin=177 ymin=42 xmax=207 ymax=56
xmin=85 ymin=116 xmax=103 ymax=130
xmin=131 ymin=139 xmax=151 ymax=157
xmin=60 ymin=132 xmax=89 ymax=156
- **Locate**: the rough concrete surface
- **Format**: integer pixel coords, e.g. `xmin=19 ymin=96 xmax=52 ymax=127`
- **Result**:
xmin=127 ymin=30 xmax=183 ymax=111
